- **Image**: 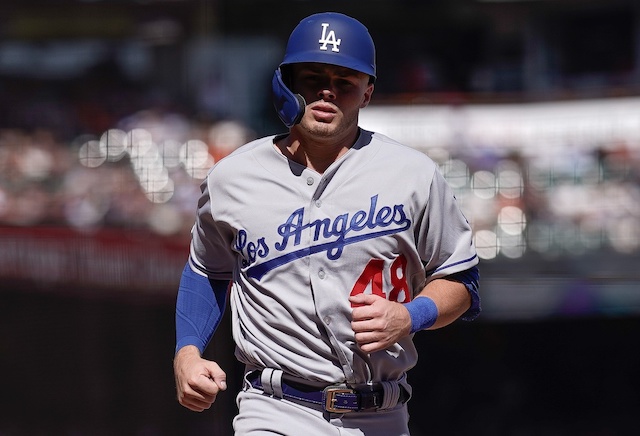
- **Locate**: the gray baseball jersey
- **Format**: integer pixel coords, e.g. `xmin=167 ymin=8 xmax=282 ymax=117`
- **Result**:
xmin=189 ymin=128 xmax=478 ymax=386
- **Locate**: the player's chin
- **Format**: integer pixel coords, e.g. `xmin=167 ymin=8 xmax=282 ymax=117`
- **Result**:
xmin=302 ymin=121 xmax=336 ymax=137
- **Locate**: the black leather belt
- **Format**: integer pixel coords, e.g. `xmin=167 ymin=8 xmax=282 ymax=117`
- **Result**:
xmin=247 ymin=371 xmax=408 ymax=413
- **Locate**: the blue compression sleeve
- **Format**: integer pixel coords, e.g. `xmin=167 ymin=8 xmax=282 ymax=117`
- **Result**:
xmin=447 ymin=265 xmax=481 ymax=321
xmin=175 ymin=262 xmax=229 ymax=355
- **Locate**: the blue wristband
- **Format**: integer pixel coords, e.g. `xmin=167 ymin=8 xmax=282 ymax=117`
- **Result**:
xmin=404 ymin=296 xmax=438 ymax=333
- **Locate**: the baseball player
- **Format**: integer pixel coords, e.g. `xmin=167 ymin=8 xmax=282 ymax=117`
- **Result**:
xmin=174 ymin=12 xmax=480 ymax=435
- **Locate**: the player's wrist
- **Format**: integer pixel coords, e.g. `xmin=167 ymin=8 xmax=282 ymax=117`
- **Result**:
xmin=175 ymin=343 xmax=203 ymax=358
xmin=403 ymin=296 xmax=438 ymax=333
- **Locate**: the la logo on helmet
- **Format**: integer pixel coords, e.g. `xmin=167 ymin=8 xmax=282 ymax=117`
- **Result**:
xmin=319 ymin=23 xmax=341 ymax=52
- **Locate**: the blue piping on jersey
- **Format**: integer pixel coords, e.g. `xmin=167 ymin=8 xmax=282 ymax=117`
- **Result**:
xmin=426 ymin=253 xmax=478 ymax=276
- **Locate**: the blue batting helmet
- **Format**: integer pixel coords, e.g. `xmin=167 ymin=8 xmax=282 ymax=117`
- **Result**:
xmin=272 ymin=12 xmax=377 ymax=128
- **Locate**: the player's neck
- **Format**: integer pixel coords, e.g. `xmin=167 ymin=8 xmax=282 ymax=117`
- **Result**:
xmin=279 ymin=128 xmax=358 ymax=174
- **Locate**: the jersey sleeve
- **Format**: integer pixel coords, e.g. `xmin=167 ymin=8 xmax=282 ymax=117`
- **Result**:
xmin=417 ymin=169 xmax=481 ymax=319
xmin=189 ymin=173 xmax=236 ymax=280
xmin=175 ymin=169 xmax=236 ymax=354
xmin=418 ymin=168 xmax=479 ymax=281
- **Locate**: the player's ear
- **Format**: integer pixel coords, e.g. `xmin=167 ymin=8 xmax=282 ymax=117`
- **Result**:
xmin=359 ymin=83 xmax=374 ymax=109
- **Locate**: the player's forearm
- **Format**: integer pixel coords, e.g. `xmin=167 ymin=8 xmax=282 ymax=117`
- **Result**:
xmin=175 ymin=262 xmax=230 ymax=354
xmin=416 ymin=277 xmax=471 ymax=329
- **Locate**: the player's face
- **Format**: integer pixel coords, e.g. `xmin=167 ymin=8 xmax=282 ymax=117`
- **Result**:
xmin=291 ymin=63 xmax=374 ymax=139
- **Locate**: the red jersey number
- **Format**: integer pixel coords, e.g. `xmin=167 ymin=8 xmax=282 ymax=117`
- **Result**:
xmin=350 ymin=255 xmax=411 ymax=306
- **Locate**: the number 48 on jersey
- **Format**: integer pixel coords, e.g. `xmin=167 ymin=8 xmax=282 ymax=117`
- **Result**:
xmin=350 ymin=255 xmax=411 ymax=307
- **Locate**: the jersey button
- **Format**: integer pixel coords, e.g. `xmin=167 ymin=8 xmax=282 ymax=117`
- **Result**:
xmin=323 ymin=316 xmax=331 ymax=325
xmin=306 ymin=177 xmax=314 ymax=186
xmin=315 ymin=200 xmax=322 ymax=207
xmin=318 ymin=269 xmax=326 ymax=279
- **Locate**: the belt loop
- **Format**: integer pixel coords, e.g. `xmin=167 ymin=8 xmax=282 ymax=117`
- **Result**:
xmin=380 ymin=381 xmax=400 ymax=410
xmin=260 ymin=369 xmax=275 ymax=396
xmin=272 ymin=370 xmax=283 ymax=399
xmin=260 ymin=368 xmax=284 ymax=399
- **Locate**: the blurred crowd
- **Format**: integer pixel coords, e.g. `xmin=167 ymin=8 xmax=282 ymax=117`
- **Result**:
xmin=431 ymin=138 xmax=640 ymax=259
xmin=1 ymin=98 xmax=639 ymax=259
xmin=0 ymin=106 xmax=255 ymax=238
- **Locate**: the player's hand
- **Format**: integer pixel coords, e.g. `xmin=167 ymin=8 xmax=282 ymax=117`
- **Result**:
xmin=174 ymin=345 xmax=227 ymax=412
xmin=349 ymin=293 xmax=412 ymax=353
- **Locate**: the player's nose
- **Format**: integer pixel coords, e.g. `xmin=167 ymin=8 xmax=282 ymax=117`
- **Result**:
xmin=318 ymin=88 xmax=336 ymax=100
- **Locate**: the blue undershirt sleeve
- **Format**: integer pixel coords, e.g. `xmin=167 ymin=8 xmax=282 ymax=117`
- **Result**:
xmin=175 ymin=262 xmax=230 ymax=355
xmin=447 ymin=265 xmax=481 ymax=321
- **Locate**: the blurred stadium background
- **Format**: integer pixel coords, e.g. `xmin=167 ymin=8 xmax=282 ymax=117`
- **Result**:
xmin=1 ymin=0 xmax=639 ymax=435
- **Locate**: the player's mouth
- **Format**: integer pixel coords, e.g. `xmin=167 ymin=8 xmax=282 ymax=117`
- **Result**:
xmin=310 ymin=102 xmax=337 ymax=122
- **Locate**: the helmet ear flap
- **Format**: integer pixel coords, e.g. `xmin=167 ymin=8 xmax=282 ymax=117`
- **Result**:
xmin=272 ymin=68 xmax=306 ymax=128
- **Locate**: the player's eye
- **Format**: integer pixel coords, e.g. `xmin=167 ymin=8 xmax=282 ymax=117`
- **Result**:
xmin=298 ymin=73 xmax=322 ymax=86
xmin=335 ymin=79 xmax=356 ymax=89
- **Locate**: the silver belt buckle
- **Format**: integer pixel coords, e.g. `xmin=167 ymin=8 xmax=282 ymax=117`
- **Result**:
xmin=324 ymin=387 xmax=356 ymax=413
